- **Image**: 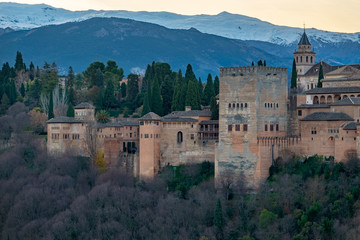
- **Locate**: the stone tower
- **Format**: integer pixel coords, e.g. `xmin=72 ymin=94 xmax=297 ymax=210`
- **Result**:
xmin=215 ymin=66 xmax=288 ymax=190
xmin=139 ymin=112 xmax=161 ymax=179
xmin=294 ymin=30 xmax=315 ymax=89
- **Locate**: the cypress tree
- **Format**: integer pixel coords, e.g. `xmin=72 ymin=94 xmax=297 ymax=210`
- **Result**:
xmin=67 ymin=66 xmax=76 ymax=104
xmin=318 ymin=63 xmax=324 ymax=88
xmin=198 ymin=77 xmax=203 ymax=106
xmin=171 ymin=69 xmax=184 ymax=111
xmin=0 ymin=93 xmax=10 ymax=114
xmin=8 ymin=80 xmax=17 ymax=104
xmin=141 ymin=91 xmax=151 ymax=116
xmin=66 ymin=103 xmax=75 ymax=117
xmin=126 ymin=74 xmax=139 ymax=102
xmin=291 ymin=59 xmax=298 ymax=89
xmin=94 ymin=68 xmax=104 ymax=87
xmin=142 ymin=64 xmax=153 ymax=92
xmin=161 ymin=75 xmax=174 ymax=115
xmin=202 ymin=73 xmax=215 ymax=105
xmin=251 ymin=61 xmax=254 ymax=66
xmin=120 ymin=82 xmax=127 ymax=98
xmin=103 ymin=79 xmax=117 ymax=109
xmin=151 ymin=77 xmax=163 ymax=116
xmin=210 ymin=96 xmax=219 ymax=120
xmin=14 ymin=51 xmax=24 ymax=71
xmin=48 ymin=92 xmax=54 ymax=119
xmin=185 ymin=80 xmax=201 ymax=110
xmin=257 ymin=60 xmax=263 ymax=66
xmin=147 ymin=78 xmax=152 ymax=108
xmin=185 ymin=64 xmax=196 ymax=84
xmin=264 ymin=60 xmax=267 ymax=66
xmin=20 ymin=83 xmax=25 ymax=97
xmin=213 ymin=198 xmax=224 ymax=230
xmin=214 ymin=76 xmax=219 ymax=96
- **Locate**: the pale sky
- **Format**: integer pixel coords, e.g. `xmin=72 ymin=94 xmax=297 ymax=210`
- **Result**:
xmin=2 ymin=0 xmax=360 ymax=33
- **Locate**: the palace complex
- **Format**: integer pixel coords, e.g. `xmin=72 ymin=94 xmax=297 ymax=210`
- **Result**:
xmin=47 ymin=31 xmax=360 ymax=189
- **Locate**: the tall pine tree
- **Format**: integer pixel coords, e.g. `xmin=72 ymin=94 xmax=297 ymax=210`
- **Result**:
xmin=48 ymin=92 xmax=54 ymax=119
xmin=202 ymin=73 xmax=215 ymax=105
xmin=151 ymin=76 xmax=163 ymax=116
xmin=198 ymin=77 xmax=203 ymax=106
xmin=214 ymin=76 xmax=219 ymax=96
xmin=14 ymin=51 xmax=24 ymax=71
xmin=291 ymin=59 xmax=297 ymax=89
xmin=66 ymin=103 xmax=75 ymax=117
xmin=171 ymin=69 xmax=184 ymax=111
xmin=20 ymin=83 xmax=25 ymax=97
xmin=141 ymin=91 xmax=151 ymax=116
xmin=318 ymin=63 xmax=324 ymax=88
xmin=161 ymin=75 xmax=174 ymax=115
xmin=185 ymin=79 xmax=201 ymax=110
xmin=67 ymin=66 xmax=76 ymax=104
xmin=103 ymin=79 xmax=117 ymax=109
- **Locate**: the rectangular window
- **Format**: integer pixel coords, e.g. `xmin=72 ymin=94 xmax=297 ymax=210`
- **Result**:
xmin=235 ymin=124 xmax=240 ymax=131
xmin=243 ymin=124 xmax=248 ymax=131
xmin=145 ymin=134 xmax=149 ymax=138
xmin=270 ymin=124 xmax=274 ymax=131
xmin=63 ymin=134 xmax=69 ymax=139
xmin=52 ymin=133 xmax=59 ymax=139
xmin=190 ymin=134 xmax=194 ymax=140
xmin=130 ymin=133 xmax=132 ymax=138
xmin=298 ymin=110 xmax=302 ymax=116
xmin=265 ymin=124 xmax=268 ymax=131
xmin=228 ymin=125 xmax=232 ymax=132
xmin=311 ymin=127 xmax=317 ymax=135
xmin=276 ymin=124 xmax=279 ymax=131
xmin=72 ymin=134 xmax=79 ymax=140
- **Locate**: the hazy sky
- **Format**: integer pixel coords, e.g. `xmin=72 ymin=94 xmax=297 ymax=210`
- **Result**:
xmin=2 ymin=0 xmax=360 ymax=33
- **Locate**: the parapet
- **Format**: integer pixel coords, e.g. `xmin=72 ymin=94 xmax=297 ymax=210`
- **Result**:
xmin=220 ymin=66 xmax=287 ymax=77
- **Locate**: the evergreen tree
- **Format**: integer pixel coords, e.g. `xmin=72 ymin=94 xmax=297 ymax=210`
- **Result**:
xmin=20 ymin=83 xmax=25 ymax=97
xmin=202 ymin=73 xmax=215 ymax=105
xmin=151 ymin=77 xmax=163 ymax=116
xmin=14 ymin=51 xmax=24 ymax=71
xmin=8 ymin=80 xmax=17 ymax=104
xmin=214 ymin=76 xmax=219 ymax=96
xmin=318 ymin=63 xmax=324 ymax=88
xmin=48 ymin=92 xmax=54 ymax=119
xmin=198 ymin=77 xmax=203 ymax=106
xmin=96 ymin=110 xmax=110 ymax=123
xmin=83 ymin=61 xmax=105 ymax=87
xmin=0 ymin=93 xmax=10 ymax=115
xmin=127 ymin=74 xmax=139 ymax=102
xmin=67 ymin=66 xmax=76 ymax=104
xmin=213 ymin=198 xmax=224 ymax=231
xmin=161 ymin=75 xmax=174 ymax=115
xmin=264 ymin=60 xmax=267 ymax=66
xmin=25 ymin=81 xmax=29 ymax=92
xmin=142 ymin=64 xmax=154 ymax=93
xmin=257 ymin=60 xmax=263 ymax=66
xmin=185 ymin=64 xmax=196 ymax=84
xmin=103 ymin=79 xmax=117 ymax=109
xmin=66 ymin=103 xmax=75 ymax=117
xmin=141 ymin=91 xmax=151 ymax=116
xmin=171 ymin=69 xmax=184 ymax=111
xmin=120 ymin=82 xmax=127 ymax=98
xmin=40 ymin=62 xmax=58 ymax=94
xmin=185 ymin=80 xmax=201 ymax=110
xmin=210 ymin=96 xmax=219 ymax=120
xmin=291 ymin=59 xmax=298 ymax=89
xmin=29 ymin=62 xmax=35 ymax=80
xmin=94 ymin=68 xmax=104 ymax=87
xmin=251 ymin=61 xmax=254 ymax=66
xmin=146 ymin=78 xmax=152 ymax=108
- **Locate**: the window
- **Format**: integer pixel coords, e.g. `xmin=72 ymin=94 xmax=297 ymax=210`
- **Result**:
xmin=233 ymin=103 xmax=235 ymax=108
xmin=265 ymin=124 xmax=268 ymax=131
xmin=276 ymin=124 xmax=279 ymax=131
xmin=145 ymin=134 xmax=149 ymax=138
xmin=237 ymin=103 xmax=239 ymax=108
xmin=228 ymin=125 xmax=232 ymax=132
xmin=241 ymin=103 xmax=243 ymax=108
xmin=243 ymin=124 xmax=248 ymax=131
xmin=52 ymin=133 xmax=59 ymax=139
xmin=270 ymin=124 xmax=274 ymax=131
xmin=190 ymin=134 xmax=194 ymax=140
xmin=177 ymin=131 xmax=183 ymax=143
xmin=306 ymin=56 xmax=308 ymax=62
xmin=264 ymin=103 xmax=267 ymax=108
xmin=130 ymin=127 xmax=132 ymax=130
xmin=276 ymin=103 xmax=279 ymax=108
xmin=72 ymin=134 xmax=79 ymax=140
xmin=130 ymin=133 xmax=132 ymax=138
xmin=311 ymin=127 xmax=317 ymax=135
xmin=298 ymin=110 xmax=302 ymax=116
xmin=51 ymin=127 xmax=60 ymax=130
xmin=140 ymin=122 xmax=144 ymax=125
xmin=235 ymin=124 xmax=240 ymax=131
xmin=245 ymin=103 xmax=248 ymax=108
xmin=228 ymin=103 xmax=231 ymax=108
xmin=63 ymin=134 xmax=69 ymax=139
xmin=150 ymin=134 xmax=152 ymax=138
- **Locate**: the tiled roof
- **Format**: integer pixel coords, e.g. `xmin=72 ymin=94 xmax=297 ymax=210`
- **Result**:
xmin=97 ymin=120 xmax=139 ymax=128
xmin=303 ymin=61 xmax=336 ymax=77
xmin=163 ymin=110 xmax=212 ymax=118
xmin=74 ymin=102 xmax=95 ymax=109
xmin=298 ymin=31 xmax=311 ymax=45
xmin=343 ymin=122 xmax=358 ymax=130
xmin=331 ymin=97 xmax=360 ymax=106
xmin=139 ymin=112 xmax=161 ymax=120
xmin=326 ymin=65 xmax=360 ymax=76
xmin=305 ymin=87 xmax=360 ymax=95
xmin=297 ymin=104 xmax=330 ymax=109
xmin=161 ymin=118 xmax=198 ymax=122
xmin=200 ymin=120 xmax=219 ymax=125
xmin=47 ymin=116 xmax=84 ymax=123
xmin=300 ymin=112 xmax=354 ymax=121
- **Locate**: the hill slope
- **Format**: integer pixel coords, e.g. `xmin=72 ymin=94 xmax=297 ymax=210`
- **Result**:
xmin=0 ymin=17 xmax=286 ymax=76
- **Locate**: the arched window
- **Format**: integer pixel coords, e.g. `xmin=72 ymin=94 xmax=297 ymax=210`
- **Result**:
xmin=177 ymin=131 xmax=183 ymax=143
xmin=306 ymin=56 xmax=308 ymax=62
xmin=311 ymin=56 xmax=313 ymax=63
xmin=296 ymin=57 xmax=298 ymax=63
xmin=300 ymin=56 xmax=303 ymax=62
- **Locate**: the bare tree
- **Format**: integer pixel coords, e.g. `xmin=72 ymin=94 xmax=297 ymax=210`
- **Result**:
xmin=40 ymin=93 xmax=49 ymax=114
xmin=39 ymin=86 xmax=68 ymax=116
xmin=84 ymin=121 xmax=98 ymax=160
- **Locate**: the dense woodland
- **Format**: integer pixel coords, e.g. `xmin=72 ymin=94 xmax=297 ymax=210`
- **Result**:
xmin=2 ymin=53 xmax=360 ymax=239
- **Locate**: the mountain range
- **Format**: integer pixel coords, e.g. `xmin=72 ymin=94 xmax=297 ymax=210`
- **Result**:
xmin=0 ymin=2 xmax=359 ymax=77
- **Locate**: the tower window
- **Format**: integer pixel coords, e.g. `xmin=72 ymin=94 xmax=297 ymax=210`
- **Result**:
xmin=265 ymin=124 xmax=268 ymax=131
xmin=245 ymin=103 xmax=248 ymax=108
xmin=306 ymin=56 xmax=308 ymax=63
xmin=270 ymin=124 xmax=274 ymax=131
xmin=177 ymin=131 xmax=183 ymax=143
xmin=228 ymin=125 xmax=232 ymax=132
xmin=235 ymin=124 xmax=240 ymax=131
xmin=228 ymin=103 xmax=231 ymax=108
xmin=243 ymin=124 xmax=248 ymax=131
xmin=276 ymin=124 xmax=279 ymax=131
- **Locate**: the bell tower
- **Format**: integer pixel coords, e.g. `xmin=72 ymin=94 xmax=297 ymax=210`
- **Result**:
xmin=294 ymin=29 xmax=315 ymax=88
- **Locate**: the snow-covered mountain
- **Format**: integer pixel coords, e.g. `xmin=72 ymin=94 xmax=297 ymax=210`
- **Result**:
xmin=1 ymin=2 xmax=360 ymax=45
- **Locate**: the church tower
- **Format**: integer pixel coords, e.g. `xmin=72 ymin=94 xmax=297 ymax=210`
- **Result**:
xmin=294 ymin=30 xmax=315 ymax=88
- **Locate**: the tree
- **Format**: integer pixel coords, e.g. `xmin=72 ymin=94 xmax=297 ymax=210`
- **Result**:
xmin=20 ymin=83 xmax=25 ymax=97
xmin=120 ymin=82 xmax=127 ymax=98
xmin=142 ymin=64 xmax=154 ymax=93
xmin=40 ymin=62 xmax=58 ymax=94
xmin=210 ymin=97 xmax=219 ymax=120
xmin=127 ymin=74 xmax=139 ymax=102
xmin=251 ymin=61 xmax=254 ymax=66
xmin=214 ymin=76 xmax=219 ymax=96
xmin=259 ymin=209 xmax=277 ymax=228
xmin=198 ymin=77 xmax=203 ymax=105
xmin=291 ymin=59 xmax=298 ymax=89
xmin=185 ymin=64 xmax=196 ymax=84
xmin=0 ymin=93 xmax=10 ymax=115
xmin=257 ymin=60 xmax=263 ymax=66
xmin=141 ymin=91 xmax=151 ymax=116
xmin=185 ymin=80 xmax=201 ymax=110
xmin=264 ymin=60 xmax=267 ymax=66
xmin=66 ymin=103 xmax=74 ymax=117
xmin=161 ymin=75 xmax=174 ymax=115
xmin=214 ymin=198 xmax=225 ymax=238
xmin=103 ymin=79 xmax=117 ymax=109
xmin=171 ymin=69 xmax=185 ymax=111
xmin=67 ymin=66 xmax=76 ymax=105
xmin=318 ymin=63 xmax=324 ymax=88
xmin=83 ymin=61 xmax=105 ymax=87
xmin=94 ymin=68 xmax=104 ymax=87
xmin=202 ymin=74 xmax=215 ymax=105
xmin=14 ymin=51 xmax=24 ymax=71
xmin=48 ymin=92 xmax=54 ymax=119
xmin=151 ymin=77 xmax=163 ymax=116
xmin=8 ymin=80 xmax=17 ymax=104
xmin=29 ymin=62 xmax=35 ymax=80
xmin=94 ymin=148 xmax=106 ymax=172
xmin=96 ymin=110 xmax=110 ymax=123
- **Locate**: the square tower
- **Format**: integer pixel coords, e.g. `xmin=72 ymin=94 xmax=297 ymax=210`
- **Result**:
xmin=215 ymin=66 xmax=288 ymax=189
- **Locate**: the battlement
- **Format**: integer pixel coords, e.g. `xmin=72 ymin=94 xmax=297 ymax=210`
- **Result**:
xmin=257 ymin=136 xmax=301 ymax=146
xmin=220 ymin=66 xmax=287 ymax=77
